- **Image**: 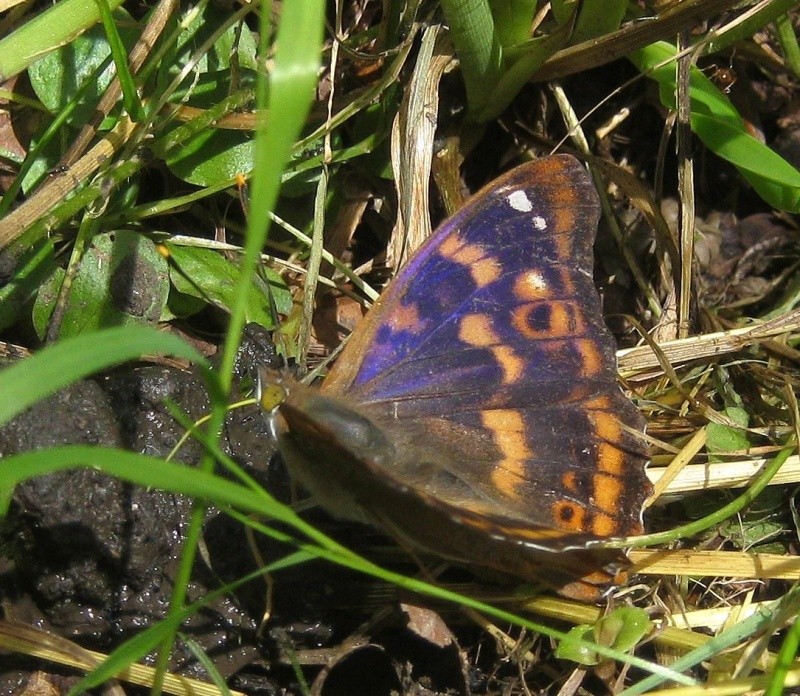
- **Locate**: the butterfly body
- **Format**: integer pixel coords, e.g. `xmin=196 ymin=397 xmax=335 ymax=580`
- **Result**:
xmin=266 ymin=155 xmax=650 ymax=601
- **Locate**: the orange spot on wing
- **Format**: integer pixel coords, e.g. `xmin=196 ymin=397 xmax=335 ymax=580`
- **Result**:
xmin=590 ymin=511 xmax=617 ymax=536
xmin=457 ymin=317 xmax=523 ymax=383
xmin=586 ymin=400 xmax=620 ymax=442
xmin=439 ymin=234 xmax=501 ymax=287
xmin=575 ymin=337 xmax=604 ymax=377
xmin=583 ymin=399 xmax=630 ymax=525
xmin=553 ymin=500 xmax=587 ymax=531
xmin=552 ymin=303 xmax=582 ymax=335
xmin=491 ymin=345 xmax=524 ymax=384
xmin=471 ymin=256 xmax=502 ymax=287
xmin=387 ymin=302 xmax=425 ymax=334
xmin=585 ymin=403 xmax=626 ymax=476
xmin=458 ymin=314 xmax=498 ymax=346
xmin=512 ymin=304 xmax=544 ymax=339
xmin=591 ymin=470 xmax=624 ymax=513
xmin=536 ymin=189 xmax=578 ymax=259
xmin=512 ymin=301 xmax=585 ymax=340
xmin=597 ymin=442 xmax=625 ymax=476
xmin=562 ymin=471 xmax=578 ymax=492
xmin=440 ymin=234 xmax=481 ymax=264
xmin=548 ymin=181 xmax=583 ymax=236
xmin=513 ymin=270 xmax=550 ymax=300
xmin=552 ymin=194 xmax=579 ymax=220
xmin=481 ymin=410 xmax=532 ymax=501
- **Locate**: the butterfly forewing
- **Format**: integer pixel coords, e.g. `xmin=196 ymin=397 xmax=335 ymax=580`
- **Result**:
xmin=325 ymin=156 xmax=602 ymax=396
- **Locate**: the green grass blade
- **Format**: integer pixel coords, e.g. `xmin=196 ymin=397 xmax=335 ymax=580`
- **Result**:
xmin=631 ymin=41 xmax=800 ymax=212
xmin=0 ymin=325 xmax=208 ymax=427
xmin=143 ymin=3 xmax=325 ymax=685
xmin=0 ymin=0 xmax=125 ymax=80
xmin=490 ymin=0 xmax=537 ymax=49
xmin=94 ymin=0 xmax=144 ymax=121
xmin=570 ymin=0 xmax=626 ymax=44
xmin=776 ymin=11 xmax=800 ymax=80
xmin=0 ymin=445 xmax=294 ymax=521
xmin=692 ymin=112 xmax=800 ymax=211
xmin=765 ymin=604 xmax=800 ymax=696
xmin=219 ymin=0 xmax=325 ymax=390
xmin=440 ymin=0 xmax=503 ymax=117
xmin=479 ymin=22 xmax=570 ymax=121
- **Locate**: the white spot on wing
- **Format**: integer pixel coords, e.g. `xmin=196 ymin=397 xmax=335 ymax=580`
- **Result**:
xmin=507 ymin=190 xmax=533 ymax=212
xmin=532 ymin=215 xmax=547 ymax=230
xmin=523 ymin=270 xmax=548 ymax=292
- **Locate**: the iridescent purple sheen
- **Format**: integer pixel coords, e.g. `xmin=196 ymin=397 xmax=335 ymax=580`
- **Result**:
xmin=349 ymin=188 xmax=601 ymax=407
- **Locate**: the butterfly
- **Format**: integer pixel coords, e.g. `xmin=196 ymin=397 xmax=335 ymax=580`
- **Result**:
xmin=261 ymin=154 xmax=650 ymax=601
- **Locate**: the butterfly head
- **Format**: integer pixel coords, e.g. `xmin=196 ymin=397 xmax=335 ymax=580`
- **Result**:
xmin=257 ymin=367 xmax=398 ymax=522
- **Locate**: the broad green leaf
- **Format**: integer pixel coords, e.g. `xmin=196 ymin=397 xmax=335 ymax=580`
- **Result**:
xmin=28 ymin=9 xmax=138 ymax=124
xmin=166 ymin=126 xmax=255 ymax=186
xmin=719 ymin=516 xmax=786 ymax=549
xmin=163 ymin=288 xmax=207 ymax=320
xmin=165 ymin=243 xmax=291 ymax=327
xmin=32 ymin=231 xmax=169 ymax=340
xmin=0 ymin=239 xmax=55 ymax=331
xmin=160 ymin=62 xmax=258 ymax=186
xmin=594 ymin=607 xmax=653 ymax=653
xmin=213 ymin=14 xmax=258 ymax=72
xmin=556 ymin=624 xmax=598 ymax=665
xmin=169 ymin=4 xmax=258 ymax=77
xmin=154 ymin=7 xmax=260 ymax=186
xmin=707 ymin=406 xmax=751 ymax=463
xmin=556 ymin=607 xmax=653 ymax=665
xmin=20 ymin=131 xmax=68 ymax=196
